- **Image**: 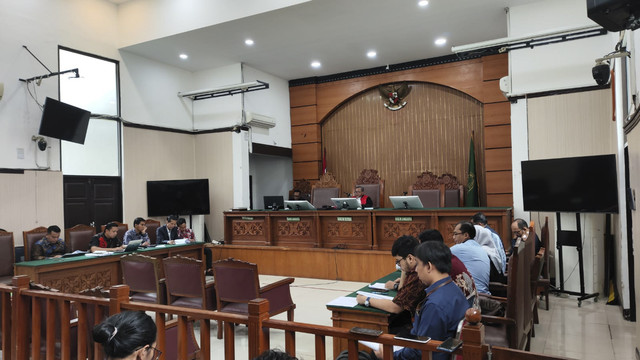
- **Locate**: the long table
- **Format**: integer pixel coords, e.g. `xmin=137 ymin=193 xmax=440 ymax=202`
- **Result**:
xmin=224 ymin=207 xmax=512 ymax=250
xmin=326 ymin=271 xmax=401 ymax=357
xmin=14 ymin=243 xmax=203 ymax=293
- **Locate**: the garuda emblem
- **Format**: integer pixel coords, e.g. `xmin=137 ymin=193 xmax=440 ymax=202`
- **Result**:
xmin=379 ymin=82 xmax=411 ymax=111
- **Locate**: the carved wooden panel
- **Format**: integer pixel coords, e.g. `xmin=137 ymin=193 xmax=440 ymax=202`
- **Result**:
xmin=438 ymin=173 xmax=462 ymax=190
xmin=319 ymin=212 xmax=372 ymax=250
xmin=374 ymin=214 xmax=432 ymax=251
xmin=228 ymin=217 xmax=269 ymax=246
xmin=314 ymin=172 xmax=340 ymax=188
xmin=411 ymin=171 xmax=439 ymax=190
xmin=38 ymin=262 xmax=118 ymax=293
xmin=271 ymin=214 xmax=318 ymax=248
xmin=355 ymin=169 xmax=381 ymax=184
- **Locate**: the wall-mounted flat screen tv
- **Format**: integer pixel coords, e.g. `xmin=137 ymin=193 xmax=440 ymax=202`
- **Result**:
xmin=521 ymin=154 xmax=618 ymax=213
xmin=147 ymin=179 xmax=210 ymax=216
xmin=38 ymin=97 xmax=91 ymax=144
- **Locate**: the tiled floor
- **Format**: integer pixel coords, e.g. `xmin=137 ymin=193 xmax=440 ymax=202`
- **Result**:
xmin=201 ymin=275 xmax=637 ymax=360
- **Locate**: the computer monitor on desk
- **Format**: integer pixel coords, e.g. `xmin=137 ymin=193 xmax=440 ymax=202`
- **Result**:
xmin=284 ymin=200 xmax=316 ymax=210
xmin=389 ymin=196 xmax=424 ymax=209
xmin=264 ymin=195 xmax=285 ymax=210
xmin=331 ymin=197 xmax=361 ymax=210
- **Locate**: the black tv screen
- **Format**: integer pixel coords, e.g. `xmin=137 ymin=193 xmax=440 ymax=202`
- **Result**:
xmin=521 ymin=154 xmax=618 ymax=213
xmin=38 ymin=97 xmax=91 ymax=144
xmin=147 ymin=179 xmax=210 ymax=216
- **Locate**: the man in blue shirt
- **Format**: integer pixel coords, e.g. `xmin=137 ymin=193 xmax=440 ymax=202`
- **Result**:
xmin=450 ymin=221 xmax=491 ymax=295
xmin=123 ymin=217 xmax=151 ymax=246
xmin=374 ymin=241 xmax=469 ymax=360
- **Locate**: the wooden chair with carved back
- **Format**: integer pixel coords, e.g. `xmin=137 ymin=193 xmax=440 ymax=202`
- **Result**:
xmin=408 ymin=171 xmax=440 ymax=208
xmin=65 ymin=224 xmax=96 ymax=253
xmin=537 ymin=216 xmax=551 ymax=310
xmin=310 ymin=172 xmax=341 ymax=208
xmin=288 ymin=179 xmax=312 ymax=201
xmin=100 ymin=221 xmax=128 ymax=243
xmin=352 ymin=169 xmax=384 ymax=208
xmin=23 ymin=226 xmax=48 ymax=261
xmin=144 ymin=219 xmax=161 ymax=245
xmin=438 ymin=172 xmax=465 ymax=207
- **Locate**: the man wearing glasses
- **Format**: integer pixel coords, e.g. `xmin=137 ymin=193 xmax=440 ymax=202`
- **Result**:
xmin=450 ymin=221 xmax=491 ymax=295
xmin=355 ymin=235 xmax=426 ymax=333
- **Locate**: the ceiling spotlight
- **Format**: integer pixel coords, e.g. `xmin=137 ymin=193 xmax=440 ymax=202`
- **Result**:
xmin=435 ymin=38 xmax=447 ymax=46
xmin=245 ymin=39 xmax=254 ymax=46
xmin=418 ymin=0 xmax=429 ymax=7
xmin=367 ymin=51 xmax=377 ymax=58
xmin=179 ymin=53 xmax=188 ymax=60
xmin=311 ymin=61 xmax=321 ymax=68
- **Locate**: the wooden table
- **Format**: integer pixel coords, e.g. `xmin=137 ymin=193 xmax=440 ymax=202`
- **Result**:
xmin=14 ymin=243 xmax=203 ymax=293
xmin=327 ymin=271 xmax=401 ymax=357
xmin=224 ymin=207 xmax=512 ymax=250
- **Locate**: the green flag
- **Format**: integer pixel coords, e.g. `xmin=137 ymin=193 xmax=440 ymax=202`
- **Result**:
xmin=465 ymin=135 xmax=479 ymax=207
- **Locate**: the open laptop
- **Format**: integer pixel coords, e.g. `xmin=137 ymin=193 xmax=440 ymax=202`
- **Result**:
xmin=116 ymin=239 xmax=142 ymax=253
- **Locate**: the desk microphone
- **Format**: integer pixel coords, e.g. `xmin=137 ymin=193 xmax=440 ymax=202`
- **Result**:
xmin=402 ymin=191 xmax=408 ymax=196
xmin=345 ymin=192 xmax=352 ymax=197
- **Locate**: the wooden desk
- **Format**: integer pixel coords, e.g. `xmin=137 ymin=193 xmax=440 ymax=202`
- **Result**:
xmin=224 ymin=207 xmax=512 ymax=250
xmin=14 ymin=243 xmax=203 ymax=293
xmin=327 ymin=271 xmax=401 ymax=357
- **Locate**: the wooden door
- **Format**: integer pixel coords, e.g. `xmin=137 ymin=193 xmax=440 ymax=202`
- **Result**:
xmin=63 ymin=176 xmax=122 ymax=229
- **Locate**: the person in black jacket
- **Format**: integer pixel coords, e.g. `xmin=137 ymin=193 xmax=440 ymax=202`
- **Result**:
xmin=156 ymin=215 xmax=179 ymax=244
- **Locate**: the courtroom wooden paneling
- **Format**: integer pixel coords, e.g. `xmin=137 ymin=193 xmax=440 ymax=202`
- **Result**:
xmin=486 ymin=171 xmax=513 ymax=194
xmin=289 ymin=84 xmax=317 ymax=108
xmin=293 ymin=161 xmax=321 ymax=180
xmin=317 ymin=211 xmax=373 ymax=250
xmin=484 ymin=102 xmax=511 ymax=126
xmin=224 ymin=213 xmax=270 ymax=246
xmin=482 ymin=54 xmax=509 ymax=81
xmin=484 ymin=125 xmax=512 ymax=149
xmin=292 ymin=143 xmax=322 ymax=163
xmin=331 ymin=308 xmax=390 ymax=356
xmin=482 ymin=79 xmax=507 ymax=104
xmin=487 ymin=193 xmax=513 ymax=208
xmin=291 ymin=124 xmax=321 ymax=144
xmin=290 ymin=106 xmax=317 ymax=126
xmin=211 ymin=245 xmax=393 ymax=282
xmin=269 ymin=211 xmax=319 ymax=247
xmin=373 ymin=212 xmax=434 ymax=251
xmin=485 ymin=148 xmax=512 ymax=171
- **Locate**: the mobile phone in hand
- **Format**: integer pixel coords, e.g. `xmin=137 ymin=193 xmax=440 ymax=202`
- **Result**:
xmin=436 ymin=337 xmax=463 ymax=352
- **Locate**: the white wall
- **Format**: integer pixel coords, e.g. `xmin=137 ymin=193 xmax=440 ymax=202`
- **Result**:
xmin=250 ymin=154 xmax=294 ymax=209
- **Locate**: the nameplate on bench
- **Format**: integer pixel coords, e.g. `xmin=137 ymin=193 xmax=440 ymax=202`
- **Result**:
xmin=286 ymin=217 xmax=301 ymax=222
xmin=337 ymin=217 xmax=352 ymax=222
xmin=395 ymin=217 xmax=413 ymax=222
xmin=241 ymin=216 xmax=254 ymax=221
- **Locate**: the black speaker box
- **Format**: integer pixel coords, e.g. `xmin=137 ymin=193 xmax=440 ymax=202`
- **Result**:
xmin=587 ymin=0 xmax=640 ymax=31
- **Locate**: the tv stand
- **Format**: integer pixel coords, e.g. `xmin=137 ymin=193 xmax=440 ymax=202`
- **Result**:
xmin=556 ymin=213 xmax=599 ymax=307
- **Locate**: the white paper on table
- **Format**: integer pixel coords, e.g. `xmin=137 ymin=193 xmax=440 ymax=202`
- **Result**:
xmin=368 ymin=282 xmax=387 ymax=290
xmin=85 ymin=252 xmax=110 ymax=257
xmin=326 ymin=296 xmax=358 ymax=307
xmin=359 ymin=340 xmax=403 ymax=352
xmin=356 ymin=291 xmax=394 ymax=300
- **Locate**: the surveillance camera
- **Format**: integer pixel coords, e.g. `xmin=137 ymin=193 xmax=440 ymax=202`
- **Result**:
xmin=37 ymin=138 xmax=47 ymax=151
xmin=232 ymin=126 xmax=241 ymax=134
xmin=592 ymin=62 xmax=610 ymax=86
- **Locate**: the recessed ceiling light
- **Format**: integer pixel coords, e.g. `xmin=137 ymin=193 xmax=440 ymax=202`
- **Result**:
xmin=367 ymin=50 xmax=377 ymax=58
xmin=311 ymin=61 xmax=321 ymax=68
xmin=245 ymin=39 xmax=254 ymax=46
xmin=418 ymin=0 xmax=429 ymax=7
xmin=435 ymin=38 xmax=447 ymax=46
xmin=179 ymin=53 xmax=188 ymax=60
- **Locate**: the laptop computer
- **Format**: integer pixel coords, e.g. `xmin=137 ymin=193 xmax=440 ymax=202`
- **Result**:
xmin=117 ymin=239 xmax=142 ymax=253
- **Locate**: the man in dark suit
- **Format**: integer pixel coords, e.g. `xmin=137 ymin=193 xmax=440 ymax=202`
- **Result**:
xmin=156 ymin=215 xmax=179 ymax=244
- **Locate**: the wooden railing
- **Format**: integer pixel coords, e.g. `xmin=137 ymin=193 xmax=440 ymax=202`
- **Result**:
xmin=0 ymin=275 xmax=571 ymax=360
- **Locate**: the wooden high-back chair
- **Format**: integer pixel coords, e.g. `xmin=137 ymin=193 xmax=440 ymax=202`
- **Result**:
xmin=23 ymin=226 xmax=48 ymax=261
xmin=438 ymin=172 xmax=465 ymax=207
xmin=288 ymin=179 xmax=312 ymax=201
xmin=100 ymin=221 xmax=128 ymax=242
xmin=408 ymin=171 xmax=440 ymax=208
xmin=144 ymin=219 xmax=161 ymax=245
xmin=353 ymin=169 xmax=384 ymax=208
xmin=65 ymin=224 xmax=95 ymax=252
xmin=0 ymin=231 xmax=14 ymax=283
xmin=311 ymin=172 xmax=341 ymax=208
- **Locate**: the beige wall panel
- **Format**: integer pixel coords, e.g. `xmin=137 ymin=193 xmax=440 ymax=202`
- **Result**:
xmin=291 ymin=124 xmax=321 ymax=144
xmin=293 ymin=161 xmax=321 ymax=180
xmin=486 ymin=171 xmax=512 ymax=194
xmin=482 ymin=79 xmax=507 ymax=104
xmin=321 ymin=82 xmax=485 ymax=202
xmin=528 ymin=89 xmax=615 ymax=159
xmin=0 ymin=171 xmax=64 ymax=245
xmin=484 ymin=125 xmax=512 ymax=149
xmin=485 ymin=148 xmax=512 ymax=171
xmin=291 ymin=106 xmax=318 ymax=126
xmin=484 ymin=102 xmax=511 ymax=126
xmin=195 ymin=132 xmax=234 ymax=241
xmin=122 ymin=127 xmax=196 ymax=223
xmin=482 ymin=54 xmax=508 ymax=81
xmin=292 ymin=143 xmax=322 ymax=163
xmin=289 ymin=84 xmax=317 ymax=108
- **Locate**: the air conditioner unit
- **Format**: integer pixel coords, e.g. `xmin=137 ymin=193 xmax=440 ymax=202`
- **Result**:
xmin=245 ymin=111 xmax=276 ymax=128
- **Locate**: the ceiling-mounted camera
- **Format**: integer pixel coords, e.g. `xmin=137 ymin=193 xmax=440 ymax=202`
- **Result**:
xmin=592 ymin=61 xmax=610 ymax=86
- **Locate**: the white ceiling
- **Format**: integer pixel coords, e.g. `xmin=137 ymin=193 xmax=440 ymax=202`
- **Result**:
xmin=119 ymin=0 xmax=545 ymax=81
